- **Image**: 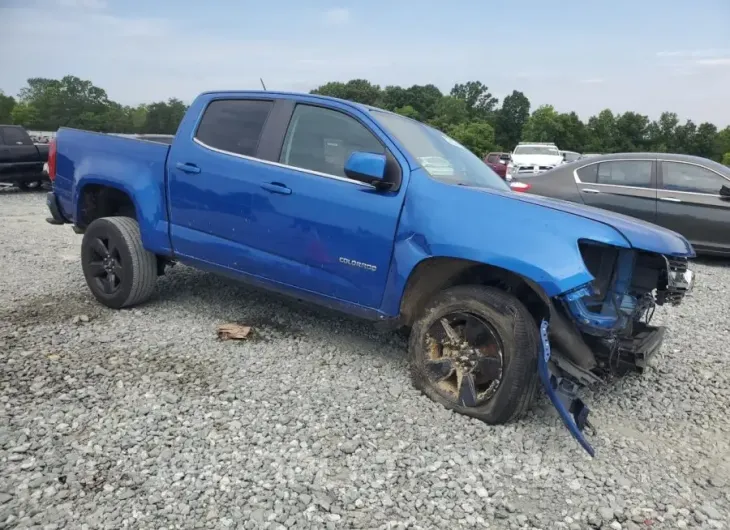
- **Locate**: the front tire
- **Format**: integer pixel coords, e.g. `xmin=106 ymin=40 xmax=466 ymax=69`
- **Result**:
xmin=409 ymin=285 xmax=540 ymax=424
xmin=81 ymin=217 xmax=157 ymax=309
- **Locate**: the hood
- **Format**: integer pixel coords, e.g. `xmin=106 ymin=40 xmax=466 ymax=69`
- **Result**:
xmin=504 ymin=191 xmax=695 ymax=257
xmin=511 ymin=154 xmax=563 ymax=167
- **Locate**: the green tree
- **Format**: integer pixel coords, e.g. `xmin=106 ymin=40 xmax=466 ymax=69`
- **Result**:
xmin=646 ymin=112 xmax=679 ymax=152
xmin=613 ymin=112 xmax=650 ymax=152
xmin=495 ymin=90 xmax=530 ymax=151
xmin=690 ymin=122 xmax=717 ymax=159
xmin=522 ymin=105 xmax=562 ymax=143
xmin=381 ymin=86 xmax=410 ymax=112
xmin=395 ymin=105 xmax=419 ymax=119
xmin=429 ymin=96 xmax=470 ymax=132
xmin=714 ymin=127 xmax=730 ymax=162
xmin=0 ymin=90 xmax=16 ymax=124
xmin=722 ymin=152 xmax=730 ymax=166
xmin=130 ymin=104 xmax=148 ymax=132
xmin=311 ymin=79 xmax=382 ymax=106
xmin=584 ymin=109 xmax=618 ymax=153
xmin=403 ymin=84 xmax=443 ymax=121
xmin=10 ymin=103 xmax=40 ymax=128
xmin=449 ymin=81 xmax=498 ymax=121
xmin=556 ymin=112 xmax=588 ymax=152
xmin=448 ymin=121 xmax=496 ymax=157
xmin=143 ymin=99 xmax=187 ymax=134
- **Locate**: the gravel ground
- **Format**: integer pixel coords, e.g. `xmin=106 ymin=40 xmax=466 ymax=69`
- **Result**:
xmin=1 ymin=190 xmax=728 ymax=530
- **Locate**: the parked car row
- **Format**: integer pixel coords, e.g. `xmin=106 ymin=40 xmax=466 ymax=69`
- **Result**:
xmin=510 ymin=152 xmax=730 ymax=255
xmin=483 ymin=144 xmax=596 ymax=181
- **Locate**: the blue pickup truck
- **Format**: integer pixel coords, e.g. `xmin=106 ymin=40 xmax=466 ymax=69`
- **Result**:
xmin=45 ymin=91 xmax=695 ymax=455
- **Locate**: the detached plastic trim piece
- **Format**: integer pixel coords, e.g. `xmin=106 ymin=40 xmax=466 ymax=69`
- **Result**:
xmin=538 ymin=319 xmax=596 ymax=458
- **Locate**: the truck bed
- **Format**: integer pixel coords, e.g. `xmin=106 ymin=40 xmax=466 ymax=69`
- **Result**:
xmin=54 ymin=128 xmax=172 ymax=228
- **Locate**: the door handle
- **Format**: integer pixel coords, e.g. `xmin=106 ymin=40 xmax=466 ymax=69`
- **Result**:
xmin=660 ymin=197 xmax=682 ymax=203
xmin=261 ymin=182 xmax=292 ymax=195
xmin=176 ymin=162 xmax=201 ymax=174
xmin=582 ymin=188 xmax=600 ymax=194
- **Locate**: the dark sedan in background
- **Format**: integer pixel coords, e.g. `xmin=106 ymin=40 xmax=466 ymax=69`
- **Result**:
xmin=510 ymin=152 xmax=730 ymax=256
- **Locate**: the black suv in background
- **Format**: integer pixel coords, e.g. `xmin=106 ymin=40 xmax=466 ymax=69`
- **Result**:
xmin=0 ymin=125 xmax=50 ymax=190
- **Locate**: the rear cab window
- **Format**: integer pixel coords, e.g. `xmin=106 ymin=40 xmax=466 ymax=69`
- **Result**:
xmin=2 ymin=127 xmax=33 ymax=146
xmin=195 ymin=99 xmax=273 ymax=157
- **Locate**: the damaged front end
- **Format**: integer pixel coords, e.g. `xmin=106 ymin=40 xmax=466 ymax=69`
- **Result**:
xmin=541 ymin=241 xmax=694 ymax=456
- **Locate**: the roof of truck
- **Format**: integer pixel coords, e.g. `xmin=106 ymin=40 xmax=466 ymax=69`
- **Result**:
xmin=199 ymin=90 xmax=385 ymax=113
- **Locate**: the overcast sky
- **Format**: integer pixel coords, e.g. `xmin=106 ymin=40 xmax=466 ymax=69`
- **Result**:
xmin=1 ymin=0 xmax=728 ymax=126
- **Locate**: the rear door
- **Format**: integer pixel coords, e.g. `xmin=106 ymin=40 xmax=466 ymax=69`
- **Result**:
xmin=656 ymin=160 xmax=730 ymax=253
xmin=574 ymin=159 xmax=657 ymax=223
xmin=167 ymin=96 xmax=285 ymax=273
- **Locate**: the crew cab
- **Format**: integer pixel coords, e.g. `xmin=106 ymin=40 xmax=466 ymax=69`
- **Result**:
xmin=45 ymin=91 xmax=696 ymax=456
xmin=0 ymin=125 xmax=50 ymax=190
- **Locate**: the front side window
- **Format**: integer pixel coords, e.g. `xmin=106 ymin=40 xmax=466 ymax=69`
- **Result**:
xmin=195 ymin=99 xmax=273 ymax=157
xmin=372 ymin=110 xmax=509 ymax=191
xmin=280 ymin=105 xmax=384 ymax=178
xmin=661 ymin=162 xmax=730 ymax=195
xmin=597 ymin=160 xmax=653 ymax=188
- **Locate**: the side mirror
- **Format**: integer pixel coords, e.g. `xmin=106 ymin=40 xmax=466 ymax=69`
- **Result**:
xmin=344 ymin=151 xmax=387 ymax=187
xmin=720 ymin=185 xmax=730 ymax=200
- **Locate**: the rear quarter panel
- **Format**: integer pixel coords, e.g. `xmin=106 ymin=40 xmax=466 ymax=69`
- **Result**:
xmin=520 ymin=166 xmax=583 ymax=202
xmin=54 ymin=128 xmax=172 ymax=254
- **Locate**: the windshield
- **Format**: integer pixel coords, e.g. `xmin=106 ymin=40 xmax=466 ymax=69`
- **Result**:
xmin=514 ymin=145 xmax=560 ymax=156
xmin=372 ymin=111 xmax=509 ymax=191
xmin=563 ymin=151 xmax=581 ymax=162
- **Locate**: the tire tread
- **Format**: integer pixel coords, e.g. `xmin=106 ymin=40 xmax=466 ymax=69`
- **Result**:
xmin=409 ymin=285 xmax=540 ymax=424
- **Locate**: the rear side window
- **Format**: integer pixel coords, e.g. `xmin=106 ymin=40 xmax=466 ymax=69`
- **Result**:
xmin=597 ymin=160 xmax=652 ymax=188
xmin=576 ymin=163 xmax=598 ymax=183
xmin=195 ymin=99 xmax=273 ymax=157
xmin=2 ymin=127 xmax=32 ymax=146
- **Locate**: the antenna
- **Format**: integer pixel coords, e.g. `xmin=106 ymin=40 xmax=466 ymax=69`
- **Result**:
xmin=260 ymin=78 xmax=267 ymax=91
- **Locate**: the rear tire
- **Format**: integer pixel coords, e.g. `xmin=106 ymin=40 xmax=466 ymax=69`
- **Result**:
xmin=81 ymin=217 xmax=157 ymax=309
xmin=409 ymin=285 xmax=540 ymax=424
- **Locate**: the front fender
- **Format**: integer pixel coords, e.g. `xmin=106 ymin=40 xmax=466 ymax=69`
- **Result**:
xmin=379 ymin=169 xmax=631 ymax=316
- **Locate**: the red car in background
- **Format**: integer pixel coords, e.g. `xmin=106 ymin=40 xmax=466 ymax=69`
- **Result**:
xmin=484 ymin=152 xmax=511 ymax=179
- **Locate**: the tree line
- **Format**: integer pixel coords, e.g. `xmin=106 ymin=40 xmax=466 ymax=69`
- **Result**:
xmin=2 ymin=75 xmax=729 ymax=165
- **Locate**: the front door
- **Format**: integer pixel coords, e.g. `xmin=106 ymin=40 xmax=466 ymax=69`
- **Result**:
xmin=576 ymin=159 xmax=658 ymax=224
xmin=656 ymin=160 xmax=730 ymax=253
xmin=244 ymin=102 xmax=407 ymax=308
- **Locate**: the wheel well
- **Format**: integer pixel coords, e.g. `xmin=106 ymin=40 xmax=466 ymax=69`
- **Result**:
xmin=399 ymin=257 xmax=551 ymax=326
xmin=78 ymin=185 xmax=137 ymax=228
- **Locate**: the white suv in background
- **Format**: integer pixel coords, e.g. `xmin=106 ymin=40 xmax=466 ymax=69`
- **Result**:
xmin=506 ymin=142 xmax=563 ymax=180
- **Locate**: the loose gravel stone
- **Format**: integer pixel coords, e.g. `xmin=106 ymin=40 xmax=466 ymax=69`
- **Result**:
xmin=1 ymin=190 xmax=729 ymax=529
